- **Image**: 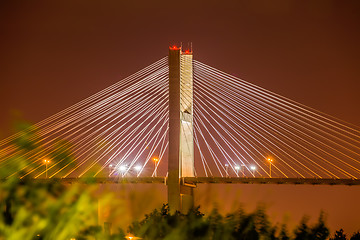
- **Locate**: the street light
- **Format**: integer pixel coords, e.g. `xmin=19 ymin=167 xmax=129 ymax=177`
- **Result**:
xmin=241 ymin=164 xmax=246 ymax=177
xmin=43 ymin=159 xmax=50 ymax=178
xmin=234 ymin=165 xmax=240 ymax=176
xmin=108 ymin=164 xmax=114 ymax=176
xmin=225 ymin=163 xmax=229 ymax=177
xmin=118 ymin=165 xmax=127 ymax=177
xmin=250 ymin=165 xmax=256 ymax=176
xmin=153 ymin=157 xmax=159 ymax=177
xmin=134 ymin=165 xmax=142 ymax=176
xmin=267 ymin=158 xmax=273 ymax=177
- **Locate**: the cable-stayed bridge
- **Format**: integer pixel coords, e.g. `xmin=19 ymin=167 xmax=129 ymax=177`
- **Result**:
xmin=1 ymin=46 xmax=360 ymax=211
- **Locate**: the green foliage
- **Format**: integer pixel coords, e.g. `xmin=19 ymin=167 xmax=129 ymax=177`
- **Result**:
xmin=129 ymin=204 xmax=284 ymax=240
xmin=0 ymin=161 xmax=102 ymax=240
xmin=49 ymin=139 xmax=75 ymax=170
xmin=309 ymin=212 xmax=329 ymax=240
xmin=279 ymin=224 xmax=290 ymax=240
xmin=11 ymin=122 xmax=38 ymax=152
xmin=294 ymin=216 xmax=311 ymax=240
xmin=293 ymin=214 xmax=329 ymax=240
xmin=330 ymin=229 xmax=347 ymax=240
xmin=127 ymin=204 xmax=338 ymax=240
xmin=0 ymin=123 xmax=108 ymax=240
xmin=350 ymin=231 xmax=360 ymax=240
xmin=329 ymin=229 xmax=360 ymax=240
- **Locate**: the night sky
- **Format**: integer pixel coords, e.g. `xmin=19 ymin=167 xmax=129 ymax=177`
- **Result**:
xmin=1 ymin=1 xmax=360 ymax=137
xmin=1 ymin=0 xmax=360 ymax=232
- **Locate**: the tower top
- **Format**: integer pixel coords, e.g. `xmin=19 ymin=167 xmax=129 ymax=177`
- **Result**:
xmin=169 ymin=44 xmax=193 ymax=55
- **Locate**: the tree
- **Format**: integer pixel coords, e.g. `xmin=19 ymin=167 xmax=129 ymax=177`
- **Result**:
xmin=350 ymin=231 xmax=360 ymax=240
xmin=309 ymin=211 xmax=329 ymax=240
xmin=207 ymin=208 xmax=228 ymax=240
xmin=0 ymin=130 xmax=108 ymax=240
xmin=0 ymin=170 xmax=102 ymax=240
xmin=330 ymin=229 xmax=347 ymax=240
xmin=294 ymin=216 xmax=311 ymax=240
xmin=128 ymin=204 xmax=211 ymax=240
xmin=232 ymin=210 xmax=259 ymax=240
xmin=278 ymin=224 xmax=290 ymax=240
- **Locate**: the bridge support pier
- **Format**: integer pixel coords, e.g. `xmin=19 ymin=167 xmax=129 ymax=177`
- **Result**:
xmin=168 ymin=45 xmax=195 ymax=213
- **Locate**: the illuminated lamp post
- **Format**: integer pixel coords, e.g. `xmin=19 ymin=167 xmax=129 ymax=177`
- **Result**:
xmin=134 ymin=165 xmax=142 ymax=176
xmin=250 ymin=165 xmax=256 ymax=177
xmin=44 ymin=159 xmax=50 ymax=178
xmin=234 ymin=165 xmax=240 ymax=176
xmin=108 ymin=164 xmax=113 ymax=176
xmin=267 ymin=158 xmax=273 ymax=177
xmin=153 ymin=157 xmax=159 ymax=177
xmin=225 ymin=163 xmax=229 ymax=177
xmin=119 ymin=165 xmax=127 ymax=177
xmin=241 ymin=164 xmax=246 ymax=177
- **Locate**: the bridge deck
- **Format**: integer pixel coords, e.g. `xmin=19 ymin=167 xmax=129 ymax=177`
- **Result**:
xmin=183 ymin=177 xmax=360 ymax=186
xmin=21 ymin=177 xmax=360 ymax=186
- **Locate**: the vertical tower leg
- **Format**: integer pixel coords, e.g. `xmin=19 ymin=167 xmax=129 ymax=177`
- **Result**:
xmin=168 ymin=47 xmax=181 ymax=212
xmin=179 ymin=51 xmax=195 ymax=213
xmin=168 ymin=46 xmax=195 ymax=213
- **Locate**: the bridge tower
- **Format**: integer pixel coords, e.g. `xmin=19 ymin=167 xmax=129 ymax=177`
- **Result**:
xmin=168 ymin=45 xmax=195 ymax=213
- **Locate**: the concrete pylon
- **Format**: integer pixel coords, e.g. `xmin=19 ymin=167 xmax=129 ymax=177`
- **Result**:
xmin=168 ymin=45 xmax=195 ymax=213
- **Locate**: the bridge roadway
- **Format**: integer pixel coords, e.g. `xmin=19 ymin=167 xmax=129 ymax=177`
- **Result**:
xmin=27 ymin=177 xmax=360 ymax=186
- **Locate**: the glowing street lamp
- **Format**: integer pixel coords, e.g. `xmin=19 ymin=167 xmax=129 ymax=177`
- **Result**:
xmin=234 ymin=165 xmax=240 ymax=176
xmin=153 ymin=157 xmax=159 ymax=177
xmin=43 ymin=159 xmax=50 ymax=178
xmin=250 ymin=165 xmax=256 ymax=176
xmin=241 ymin=164 xmax=246 ymax=177
xmin=267 ymin=158 xmax=273 ymax=177
xmin=108 ymin=164 xmax=114 ymax=176
xmin=225 ymin=163 xmax=229 ymax=177
xmin=118 ymin=165 xmax=127 ymax=177
xmin=134 ymin=165 xmax=142 ymax=176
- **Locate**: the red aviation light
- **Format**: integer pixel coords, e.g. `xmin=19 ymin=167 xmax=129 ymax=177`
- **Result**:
xmin=182 ymin=48 xmax=192 ymax=54
xmin=170 ymin=45 xmax=179 ymax=50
